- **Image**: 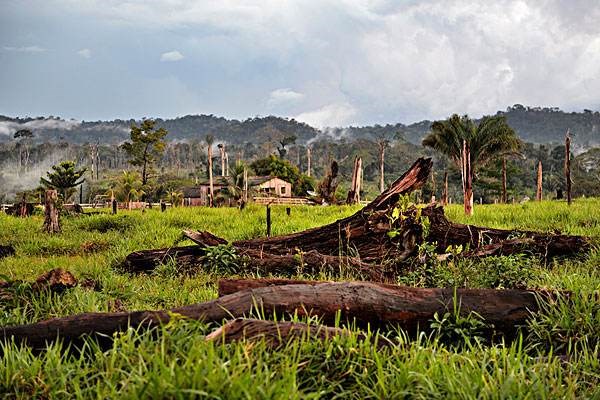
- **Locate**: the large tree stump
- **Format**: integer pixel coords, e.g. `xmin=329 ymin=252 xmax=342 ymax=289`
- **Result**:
xmin=43 ymin=190 xmax=61 ymax=234
xmin=1 ymin=282 xmax=551 ymax=348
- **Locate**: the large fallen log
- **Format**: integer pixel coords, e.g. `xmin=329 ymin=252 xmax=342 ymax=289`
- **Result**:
xmin=218 ymin=278 xmax=329 ymax=296
xmin=205 ymin=318 xmax=353 ymax=346
xmin=423 ymin=206 xmax=591 ymax=258
xmin=1 ymin=282 xmax=549 ymax=348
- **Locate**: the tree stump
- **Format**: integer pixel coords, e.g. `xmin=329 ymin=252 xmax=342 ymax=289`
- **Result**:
xmin=43 ymin=190 xmax=61 ymax=234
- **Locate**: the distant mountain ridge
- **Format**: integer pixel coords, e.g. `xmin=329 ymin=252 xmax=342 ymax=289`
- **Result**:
xmin=1 ymin=105 xmax=599 ymax=148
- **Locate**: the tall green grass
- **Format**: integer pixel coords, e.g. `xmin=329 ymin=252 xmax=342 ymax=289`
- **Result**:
xmin=0 ymin=200 xmax=599 ymax=398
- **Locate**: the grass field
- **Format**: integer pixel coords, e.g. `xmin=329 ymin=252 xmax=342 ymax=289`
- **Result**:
xmin=0 ymin=200 xmax=599 ymax=398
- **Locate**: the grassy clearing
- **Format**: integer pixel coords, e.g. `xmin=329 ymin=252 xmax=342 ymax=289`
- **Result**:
xmin=0 ymin=200 xmax=599 ymax=398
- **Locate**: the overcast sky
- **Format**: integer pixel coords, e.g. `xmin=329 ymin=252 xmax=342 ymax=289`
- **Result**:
xmin=1 ymin=0 xmax=599 ymax=127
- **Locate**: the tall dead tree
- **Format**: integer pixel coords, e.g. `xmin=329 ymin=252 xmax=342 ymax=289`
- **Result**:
xmin=346 ymin=156 xmax=362 ymax=204
xmin=217 ymin=144 xmax=227 ymax=177
xmin=206 ymin=135 xmax=214 ymax=207
xmin=43 ymin=190 xmax=60 ymax=234
xmin=461 ymin=140 xmax=474 ymax=215
xmin=501 ymin=156 xmax=507 ymax=203
xmin=536 ymin=160 xmax=543 ymax=201
xmin=317 ymin=160 xmax=339 ymax=204
xmin=441 ymin=171 xmax=448 ymax=206
xmin=306 ymin=146 xmax=312 ymax=177
xmin=377 ymin=138 xmax=389 ymax=193
xmin=89 ymin=142 xmax=99 ymax=181
xmin=565 ymin=130 xmax=572 ymax=205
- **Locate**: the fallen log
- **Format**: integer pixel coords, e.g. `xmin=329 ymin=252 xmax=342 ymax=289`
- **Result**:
xmin=205 ymin=318 xmax=352 ymax=346
xmin=218 ymin=278 xmax=329 ymax=296
xmin=1 ymin=282 xmax=549 ymax=348
xmin=424 ymin=205 xmax=591 ymax=258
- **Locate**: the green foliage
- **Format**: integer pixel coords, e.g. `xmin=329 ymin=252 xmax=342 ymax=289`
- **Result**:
xmin=113 ymin=170 xmax=144 ymax=202
xmin=121 ymin=119 xmax=168 ymax=186
xmin=39 ymin=160 xmax=87 ymax=201
xmin=203 ymin=244 xmax=242 ymax=275
xmin=430 ymin=293 xmax=490 ymax=348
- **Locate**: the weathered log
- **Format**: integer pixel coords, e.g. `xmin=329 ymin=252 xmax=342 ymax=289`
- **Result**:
xmin=123 ymin=245 xmax=392 ymax=281
xmin=0 ymin=245 xmax=15 ymax=259
xmin=205 ymin=318 xmax=351 ymax=346
xmin=218 ymin=278 xmax=329 ymax=296
xmin=183 ymin=229 xmax=227 ymax=247
xmin=423 ymin=205 xmax=590 ymax=258
xmin=1 ymin=282 xmax=548 ymax=348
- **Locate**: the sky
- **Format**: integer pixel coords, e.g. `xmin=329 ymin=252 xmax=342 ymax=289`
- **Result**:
xmin=1 ymin=0 xmax=600 ymax=128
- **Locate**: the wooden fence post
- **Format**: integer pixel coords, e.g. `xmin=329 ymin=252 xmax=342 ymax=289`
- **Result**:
xmin=266 ymin=205 xmax=272 ymax=237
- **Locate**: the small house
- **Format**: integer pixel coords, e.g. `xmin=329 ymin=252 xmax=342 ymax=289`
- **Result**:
xmin=182 ymin=176 xmax=292 ymax=206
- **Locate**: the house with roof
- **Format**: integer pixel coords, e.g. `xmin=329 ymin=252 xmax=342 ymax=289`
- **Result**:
xmin=182 ymin=176 xmax=292 ymax=206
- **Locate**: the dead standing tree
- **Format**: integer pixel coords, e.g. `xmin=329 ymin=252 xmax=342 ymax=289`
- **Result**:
xmin=43 ymin=190 xmax=60 ymax=234
xmin=565 ymin=130 xmax=572 ymax=205
xmin=205 ymin=135 xmax=215 ymax=207
xmin=346 ymin=156 xmax=362 ymax=205
xmin=376 ymin=138 xmax=389 ymax=193
xmin=536 ymin=160 xmax=543 ymax=201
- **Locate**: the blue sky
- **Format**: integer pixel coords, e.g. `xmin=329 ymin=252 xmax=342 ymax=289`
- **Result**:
xmin=1 ymin=0 xmax=599 ymax=127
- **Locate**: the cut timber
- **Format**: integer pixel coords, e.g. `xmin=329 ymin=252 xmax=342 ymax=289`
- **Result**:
xmin=423 ymin=205 xmax=590 ymax=258
xmin=2 ymin=282 xmax=549 ymax=348
xmin=205 ymin=318 xmax=351 ymax=346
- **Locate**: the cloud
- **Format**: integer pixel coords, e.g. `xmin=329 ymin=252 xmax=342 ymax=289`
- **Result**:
xmin=160 ymin=50 xmax=184 ymax=62
xmin=3 ymin=0 xmax=600 ymax=124
xmin=3 ymin=45 xmax=46 ymax=53
xmin=296 ymin=103 xmax=357 ymax=128
xmin=0 ymin=118 xmax=80 ymax=136
xmin=77 ymin=48 xmax=91 ymax=59
xmin=267 ymin=88 xmax=304 ymax=107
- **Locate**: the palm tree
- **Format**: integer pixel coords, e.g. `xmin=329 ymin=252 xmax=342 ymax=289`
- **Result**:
xmin=114 ymin=170 xmax=143 ymax=209
xmin=205 ymin=134 xmax=215 ymax=207
xmin=167 ymin=191 xmax=183 ymax=207
xmin=423 ymin=114 xmax=521 ymax=215
xmin=40 ymin=160 xmax=87 ymax=201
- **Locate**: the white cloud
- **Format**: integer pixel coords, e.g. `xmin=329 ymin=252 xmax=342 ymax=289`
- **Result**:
xmin=296 ymin=103 xmax=357 ymax=128
xmin=3 ymin=45 xmax=46 ymax=53
xmin=0 ymin=118 xmax=80 ymax=136
xmin=267 ymin=88 xmax=304 ymax=107
xmin=77 ymin=48 xmax=92 ymax=59
xmin=160 ymin=50 xmax=184 ymax=62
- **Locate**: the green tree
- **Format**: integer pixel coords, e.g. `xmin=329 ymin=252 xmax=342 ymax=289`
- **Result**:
xmin=40 ymin=161 xmax=87 ymax=201
xmin=121 ymin=120 xmax=168 ymax=186
xmin=423 ymin=114 xmax=521 ymax=215
xmin=114 ymin=171 xmax=145 ymax=209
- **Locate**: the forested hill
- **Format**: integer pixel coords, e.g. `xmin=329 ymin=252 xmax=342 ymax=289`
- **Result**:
xmin=1 ymin=105 xmax=599 ymax=147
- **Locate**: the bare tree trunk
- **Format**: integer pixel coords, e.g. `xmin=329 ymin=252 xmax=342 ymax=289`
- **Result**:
xmin=502 ymin=156 xmax=507 ymax=203
xmin=243 ymin=167 xmax=248 ymax=203
xmin=378 ymin=141 xmax=386 ymax=193
xmin=442 ymin=171 xmax=448 ymax=206
xmin=43 ymin=190 xmax=60 ymax=234
xmin=346 ymin=156 xmax=362 ymax=204
xmin=208 ymin=146 xmax=214 ymax=207
xmin=565 ymin=131 xmax=572 ymax=205
xmin=306 ymin=146 xmax=312 ymax=177
xmin=462 ymin=140 xmax=473 ymax=215
xmin=536 ymin=160 xmax=543 ymax=201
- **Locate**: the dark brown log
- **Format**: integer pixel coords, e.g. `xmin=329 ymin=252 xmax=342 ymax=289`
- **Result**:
xmin=2 ymin=282 xmax=548 ymax=348
xmin=205 ymin=318 xmax=352 ymax=346
xmin=0 ymin=245 xmax=15 ymax=259
xmin=43 ymin=190 xmax=60 ymax=234
xmin=183 ymin=230 xmax=228 ymax=247
xmin=218 ymin=278 xmax=329 ymax=296
xmin=423 ymin=205 xmax=590 ymax=258
xmin=122 ymin=245 xmax=206 ymax=273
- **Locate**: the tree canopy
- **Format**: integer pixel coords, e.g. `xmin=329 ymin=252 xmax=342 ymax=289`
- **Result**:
xmin=121 ymin=119 xmax=168 ymax=186
xmin=40 ymin=160 xmax=87 ymax=201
